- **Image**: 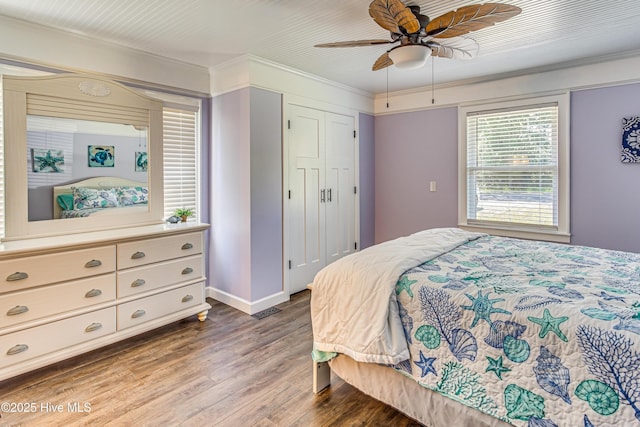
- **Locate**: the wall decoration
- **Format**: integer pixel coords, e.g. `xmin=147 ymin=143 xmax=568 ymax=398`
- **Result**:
xmin=621 ymin=116 xmax=640 ymax=163
xmin=31 ymin=148 xmax=64 ymax=172
xmin=88 ymin=145 xmax=115 ymax=167
xmin=135 ymin=151 xmax=148 ymax=172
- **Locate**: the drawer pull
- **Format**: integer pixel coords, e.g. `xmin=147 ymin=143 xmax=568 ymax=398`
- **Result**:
xmin=84 ymin=259 xmax=103 ymax=268
xmin=7 ymin=305 xmax=29 ymax=316
xmin=7 ymin=272 xmax=28 ymax=281
xmin=85 ymin=323 xmax=103 ymax=333
xmin=131 ymin=251 xmax=146 ymax=260
xmin=131 ymin=309 xmax=146 ymax=319
xmin=182 ymin=294 xmax=194 ymax=303
xmin=131 ymin=279 xmax=146 ymax=288
xmin=181 ymin=243 xmax=194 ymax=250
xmin=85 ymin=289 xmax=103 ymax=298
xmin=182 ymin=267 xmax=194 ymax=275
xmin=7 ymin=344 xmax=29 ymax=356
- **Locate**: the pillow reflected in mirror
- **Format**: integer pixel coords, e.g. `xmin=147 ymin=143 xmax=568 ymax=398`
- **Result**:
xmin=72 ymin=187 xmax=119 ymax=210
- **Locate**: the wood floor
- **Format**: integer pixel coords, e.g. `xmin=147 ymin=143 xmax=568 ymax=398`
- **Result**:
xmin=0 ymin=290 xmax=421 ymax=426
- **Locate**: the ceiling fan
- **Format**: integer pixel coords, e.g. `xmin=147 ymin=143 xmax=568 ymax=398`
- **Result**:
xmin=315 ymin=0 xmax=521 ymax=71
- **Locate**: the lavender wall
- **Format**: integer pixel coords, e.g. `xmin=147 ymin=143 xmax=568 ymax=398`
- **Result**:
xmin=373 ymin=82 xmax=640 ymax=253
xmin=359 ymin=113 xmax=375 ymax=249
xmin=211 ymin=87 xmax=284 ymax=303
xmin=571 ymin=83 xmax=640 ymax=253
xmin=250 ymin=87 xmax=283 ymax=300
xmin=211 ymin=88 xmax=252 ymax=300
xmin=374 ymin=107 xmax=459 ymax=243
xmin=200 ymin=97 xmax=212 ymax=285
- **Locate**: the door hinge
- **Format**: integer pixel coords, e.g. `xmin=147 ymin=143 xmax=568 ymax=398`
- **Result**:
xmin=353 ymin=130 xmax=356 ymax=138
xmin=288 ymin=190 xmax=291 ymax=199
xmin=354 ymin=186 xmax=357 ymax=194
xmin=288 ymin=260 xmax=292 ymax=269
xmin=354 ymin=242 xmax=358 ymax=250
xmin=288 ymin=120 xmax=291 ymax=129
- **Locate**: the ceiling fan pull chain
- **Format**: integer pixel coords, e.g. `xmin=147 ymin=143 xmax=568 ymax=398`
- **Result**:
xmin=386 ymin=67 xmax=390 ymax=109
xmin=431 ymin=57 xmax=435 ymax=105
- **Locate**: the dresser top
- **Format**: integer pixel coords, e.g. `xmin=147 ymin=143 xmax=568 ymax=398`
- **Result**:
xmin=0 ymin=222 xmax=209 ymax=258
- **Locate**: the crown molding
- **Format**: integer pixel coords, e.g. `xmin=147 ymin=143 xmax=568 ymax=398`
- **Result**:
xmin=210 ymin=54 xmax=374 ymax=114
xmin=375 ymin=50 xmax=640 ymax=115
xmin=0 ymin=14 xmax=210 ymax=95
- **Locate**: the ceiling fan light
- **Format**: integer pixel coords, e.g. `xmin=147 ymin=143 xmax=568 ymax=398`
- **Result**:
xmin=388 ymin=45 xmax=431 ymax=70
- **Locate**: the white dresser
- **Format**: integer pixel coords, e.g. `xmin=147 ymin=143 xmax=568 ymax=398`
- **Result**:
xmin=0 ymin=223 xmax=210 ymax=381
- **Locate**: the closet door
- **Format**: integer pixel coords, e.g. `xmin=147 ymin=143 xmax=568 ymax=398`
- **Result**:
xmin=325 ymin=112 xmax=356 ymax=264
xmin=288 ymin=105 xmax=326 ymax=292
xmin=287 ymin=105 xmax=357 ymax=294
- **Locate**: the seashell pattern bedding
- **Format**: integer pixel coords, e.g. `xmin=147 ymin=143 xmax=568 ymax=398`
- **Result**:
xmin=394 ymin=234 xmax=640 ymax=426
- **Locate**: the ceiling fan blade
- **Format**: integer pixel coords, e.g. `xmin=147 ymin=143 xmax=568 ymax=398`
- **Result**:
xmin=429 ymin=37 xmax=480 ymax=59
xmin=425 ymin=3 xmax=521 ymax=39
xmin=407 ymin=5 xmax=431 ymax=30
xmin=315 ymin=39 xmax=394 ymax=48
xmin=372 ymin=52 xmax=393 ymax=71
xmin=369 ymin=0 xmax=420 ymax=34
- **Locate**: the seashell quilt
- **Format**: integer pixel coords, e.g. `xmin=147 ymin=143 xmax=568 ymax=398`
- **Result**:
xmin=395 ymin=234 xmax=640 ymax=426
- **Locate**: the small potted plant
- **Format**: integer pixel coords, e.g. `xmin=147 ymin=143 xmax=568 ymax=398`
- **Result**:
xmin=174 ymin=208 xmax=193 ymax=223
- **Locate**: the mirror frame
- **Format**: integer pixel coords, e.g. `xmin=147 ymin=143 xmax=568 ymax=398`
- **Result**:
xmin=3 ymin=74 xmax=164 ymax=240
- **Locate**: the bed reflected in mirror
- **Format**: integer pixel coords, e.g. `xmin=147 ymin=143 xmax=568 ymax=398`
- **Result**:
xmin=26 ymin=115 xmax=149 ymax=221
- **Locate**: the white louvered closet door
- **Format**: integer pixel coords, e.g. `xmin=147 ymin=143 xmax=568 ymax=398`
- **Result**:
xmin=287 ymin=104 xmax=356 ymax=294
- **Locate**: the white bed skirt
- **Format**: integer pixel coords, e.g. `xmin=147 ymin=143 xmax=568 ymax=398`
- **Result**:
xmin=329 ymin=354 xmax=512 ymax=427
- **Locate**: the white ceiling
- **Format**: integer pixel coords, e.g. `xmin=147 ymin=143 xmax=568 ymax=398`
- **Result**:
xmin=1 ymin=0 xmax=640 ymax=94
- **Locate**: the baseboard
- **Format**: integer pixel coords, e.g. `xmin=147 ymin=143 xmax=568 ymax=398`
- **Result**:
xmin=206 ymin=287 xmax=290 ymax=315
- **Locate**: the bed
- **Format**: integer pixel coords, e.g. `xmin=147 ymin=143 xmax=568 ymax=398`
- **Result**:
xmin=310 ymin=228 xmax=640 ymax=426
xmin=53 ymin=176 xmax=148 ymax=219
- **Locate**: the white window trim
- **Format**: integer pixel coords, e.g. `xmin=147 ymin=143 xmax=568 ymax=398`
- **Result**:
xmin=458 ymin=93 xmax=571 ymax=243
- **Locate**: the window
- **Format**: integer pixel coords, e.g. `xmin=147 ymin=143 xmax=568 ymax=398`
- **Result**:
xmin=459 ymin=94 xmax=570 ymax=242
xmin=163 ymin=106 xmax=200 ymax=221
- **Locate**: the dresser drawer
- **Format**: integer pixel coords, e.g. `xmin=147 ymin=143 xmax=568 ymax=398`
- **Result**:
xmin=0 ymin=274 xmax=115 ymax=329
xmin=0 ymin=307 xmax=116 ymax=368
xmin=116 ymin=255 xmax=203 ymax=298
xmin=117 ymin=282 xmax=204 ymax=330
xmin=0 ymin=246 xmax=116 ymax=294
xmin=117 ymin=232 xmax=202 ymax=269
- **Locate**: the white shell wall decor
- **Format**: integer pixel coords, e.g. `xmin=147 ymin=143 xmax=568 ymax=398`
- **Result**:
xmin=78 ymin=81 xmax=112 ymax=97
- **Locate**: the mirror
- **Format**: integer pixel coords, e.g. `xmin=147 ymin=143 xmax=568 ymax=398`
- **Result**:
xmin=26 ymin=116 xmax=149 ymax=221
xmin=3 ymin=74 xmax=164 ymax=240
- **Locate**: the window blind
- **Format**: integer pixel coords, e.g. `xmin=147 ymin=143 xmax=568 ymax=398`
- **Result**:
xmin=163 ymin=107 xmax=199 ymax=221
xmin=466 ymin=104 xmax=559 ymax=230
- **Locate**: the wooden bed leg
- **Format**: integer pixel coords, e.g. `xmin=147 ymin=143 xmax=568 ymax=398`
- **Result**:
xmin=313 ymin=360 xmax=331 ymax=393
